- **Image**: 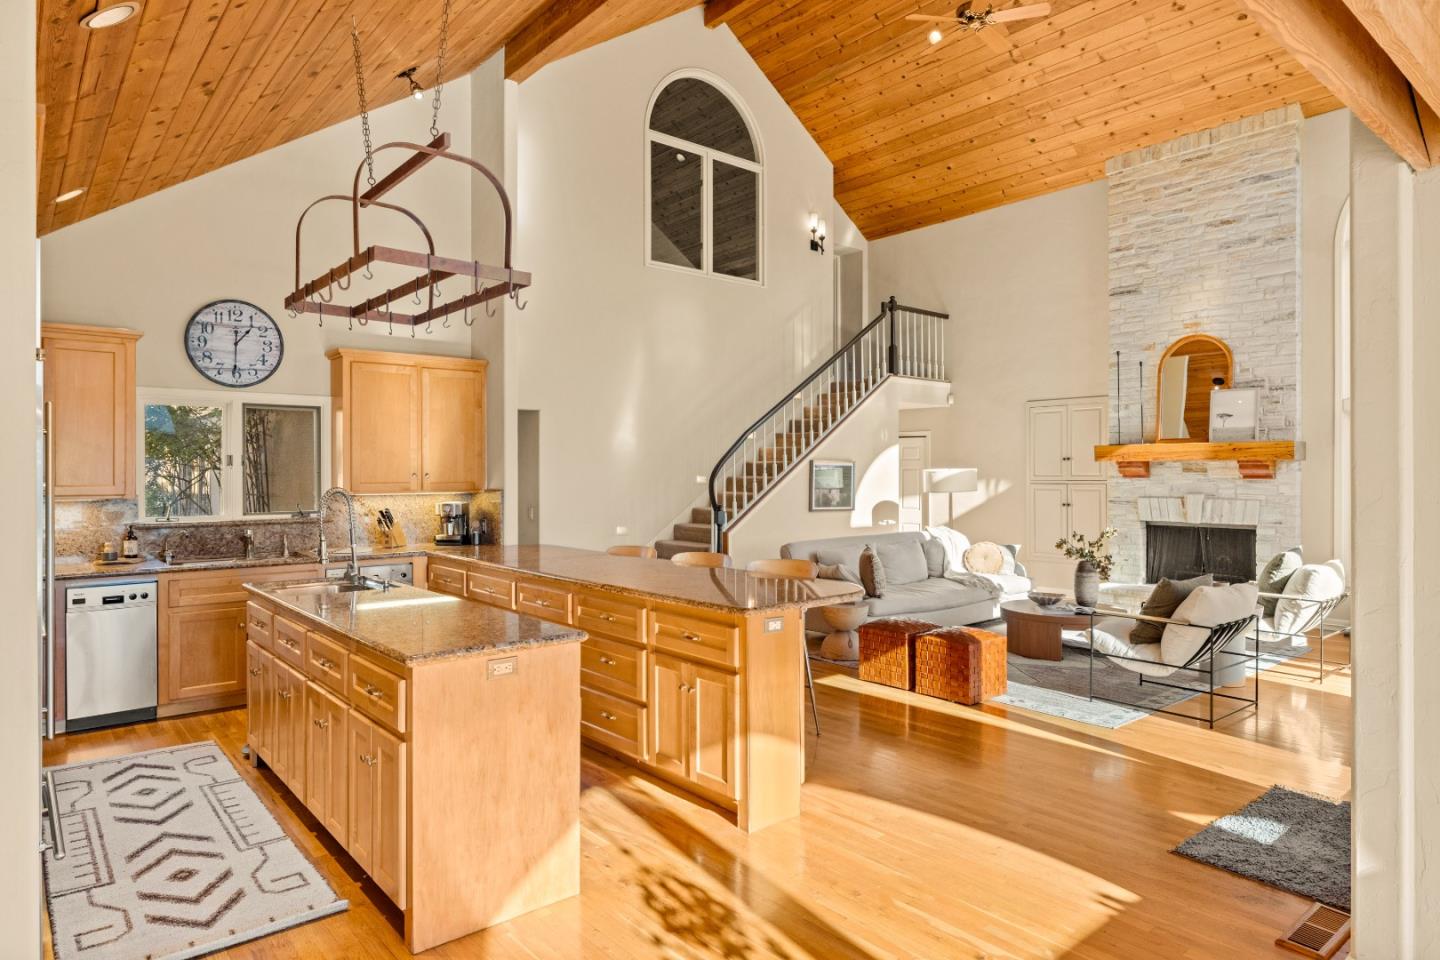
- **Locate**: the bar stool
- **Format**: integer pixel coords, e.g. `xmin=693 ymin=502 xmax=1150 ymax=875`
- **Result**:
xmin=670 ymin=551 xmax=732 ymax=568
xmin=747 ymin=558 xmax=822 ymax=736
xmin=606 ymin=545 xmax=658 ymax=559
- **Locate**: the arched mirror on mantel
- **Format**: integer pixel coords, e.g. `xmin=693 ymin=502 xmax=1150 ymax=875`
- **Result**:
xmin=1156 ymin=334 xmax=1233 ymax=441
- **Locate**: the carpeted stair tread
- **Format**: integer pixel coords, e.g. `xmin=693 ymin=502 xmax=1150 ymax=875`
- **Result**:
xmin=672 ymin=522 xmax=711 ymax=543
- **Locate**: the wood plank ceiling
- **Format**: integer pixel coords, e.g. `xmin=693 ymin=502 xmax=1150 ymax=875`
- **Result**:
xmin=35 ymin=0 xmax=694 ymax=234
xmin=714 ymin=0 xmax=1343 ymax=238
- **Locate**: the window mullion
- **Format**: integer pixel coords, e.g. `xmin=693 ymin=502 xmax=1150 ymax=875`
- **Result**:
xmin=703 ymin=149 xmax=713 ymax=276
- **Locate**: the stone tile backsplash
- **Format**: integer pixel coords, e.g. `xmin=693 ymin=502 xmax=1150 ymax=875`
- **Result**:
xmin=52 ymin=491 xmax=503 ymax=563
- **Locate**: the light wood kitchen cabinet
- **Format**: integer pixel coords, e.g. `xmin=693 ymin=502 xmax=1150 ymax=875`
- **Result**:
xmin=648 ymin=653 xmax=738 ymax=801
xmin=42 ymin=323 xmax=141 ymax=499
xmin=305 ymin=682 xmax=349 ymax=841
xmin=164 ymin=606 xmax=247 ymax=702
xmin=348 ymin=709 xmax=406 ymax=909
xmin=246 ymin=642 xmax=268 ymax=755
xmin=329 ymin=348 xmax=487 ymax=494
xmin=270 ymin=659 xmax=307 ymax=798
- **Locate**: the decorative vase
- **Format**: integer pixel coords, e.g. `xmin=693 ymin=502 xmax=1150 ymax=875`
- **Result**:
xmin=1073 ymin=560 xmax=1100 ymax=608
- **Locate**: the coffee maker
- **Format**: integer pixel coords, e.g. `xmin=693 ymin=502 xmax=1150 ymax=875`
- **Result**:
xmin=435 ymin=501 xmax=471 ymax=545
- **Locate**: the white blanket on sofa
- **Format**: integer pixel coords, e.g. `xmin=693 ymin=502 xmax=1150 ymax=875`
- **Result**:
xmin=926 ymin=526 xmax=1003 ymax=599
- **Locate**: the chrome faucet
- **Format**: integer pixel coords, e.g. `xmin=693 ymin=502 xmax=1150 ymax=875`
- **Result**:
xmin=320 ymin=487 xmax=362 ymax=584
xmin=241 ymin=528 xmax=255 ymax=560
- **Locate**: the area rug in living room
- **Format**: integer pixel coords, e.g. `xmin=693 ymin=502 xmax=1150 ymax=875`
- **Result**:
xmin=1174 ymin=786 xmax=1351 ymax=909
xmin=43 ymin=741 xmax=346 ymax=960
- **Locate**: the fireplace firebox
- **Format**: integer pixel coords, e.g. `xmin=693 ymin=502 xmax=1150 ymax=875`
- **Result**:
xmin=1145 ymin=523 xmax=1256 ymax=583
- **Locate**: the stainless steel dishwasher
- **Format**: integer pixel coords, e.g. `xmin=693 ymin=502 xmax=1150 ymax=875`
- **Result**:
xmin=65 ymin=580 xmax=158 ymax=731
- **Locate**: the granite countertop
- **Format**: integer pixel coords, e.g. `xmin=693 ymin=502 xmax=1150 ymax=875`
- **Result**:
xmin=430 ymin=544 xmax=865 ymax=613
xmin=54 ymin=544 xmax=432 ymax=581
xmin=246 ymin=579 xmax=584 ymax=664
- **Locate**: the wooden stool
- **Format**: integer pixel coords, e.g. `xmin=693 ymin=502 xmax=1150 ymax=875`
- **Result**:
xmin=858 ymin=618 xmax=935 ymax=690
xmin=914 ymin=627 xmax=1008 ymax=705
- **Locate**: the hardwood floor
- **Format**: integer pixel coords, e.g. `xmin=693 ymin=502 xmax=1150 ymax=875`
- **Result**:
xmin=43 ymin=641 xmax=1352 ymax=959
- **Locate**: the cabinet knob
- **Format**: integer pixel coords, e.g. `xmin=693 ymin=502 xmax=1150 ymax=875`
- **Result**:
xmin=313 ymin=718 xmax=329 ymax=730
xmin=278 ymin=690 xmax=291 ymax=701
xmin=681 ymin=632 xmax=699 ymax=642
xmin=248 ymin=668 xmax=261 ymax=677
xmin=364 ymin=684 xmax=383 ymax=699
xmin=679 ymin=683 xmax=691 ymax=693
xmin=599 ymin=710 xmax=616 ymax=722
xmin=599 ymin=612 xmax=616 ymax=622
xmin=316 ymin=656 xmax=336 ymax=670
xmin=598 ymin=655 xmax=616 ymax=666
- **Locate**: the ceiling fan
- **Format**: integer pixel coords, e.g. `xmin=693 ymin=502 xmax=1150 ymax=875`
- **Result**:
xmin=906 ymin=2 xmax=1052 ymax=54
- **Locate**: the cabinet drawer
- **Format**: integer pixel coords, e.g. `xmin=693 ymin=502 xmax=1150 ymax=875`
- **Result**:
xmin=575 ymin=593 xmax=646 ymax=646
xmin=651 ymin=607 xmax=739 ymax=669
xmin=305 ymin=630 xmax=349 ymax=696
xmin=427 ymin=562 xmax=466 ymax=597
xmin=245 ymin=602 xmax=272 ymax=651
xmin=580 ymin=687 xmax=644 ymax=759
xmin=272 ymin=616 xmax=307 ymax=670
xmin=516 ymin=579 xmax=572 ymax=623
xmin=465 ymin=570 xmax=515 ymax=609
xmin=580 ymin=635 xmax=646 ymax=702
xmin=349 ymin=655 xmax=407 ymax=735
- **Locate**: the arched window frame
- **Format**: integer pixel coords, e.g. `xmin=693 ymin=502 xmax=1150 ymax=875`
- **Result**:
xmin=644 ymin=69 xmax=764 ymax=285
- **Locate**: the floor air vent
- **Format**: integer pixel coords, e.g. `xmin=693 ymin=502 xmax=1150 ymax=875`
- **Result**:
xmin=1276 ymin=902 xmax=1351 ymax=958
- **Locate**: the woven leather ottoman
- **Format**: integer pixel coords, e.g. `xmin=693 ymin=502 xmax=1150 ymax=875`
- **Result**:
xmin=914 ymin=627 xmax=1008 ymax=705
xmin=858 ymin=618 xmax=935 ymax=689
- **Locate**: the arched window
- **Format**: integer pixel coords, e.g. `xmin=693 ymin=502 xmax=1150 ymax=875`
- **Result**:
xmin=646 ymin=74 xmax=761 ymax=282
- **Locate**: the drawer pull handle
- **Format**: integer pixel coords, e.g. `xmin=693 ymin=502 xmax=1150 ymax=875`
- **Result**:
xmin=248 ymin=667 xmax=261 ymax=677
xmin=682 ymin=631 xmax=700 ymax=642
xmin=599 ymin=710 xmax=617 ymax=722
xmin=313 ymin=718 xmax=329 ymax=730
xmin=598 ymin=655 xmax=617 ymax=666
xmin=533 ymin=598 xmax=551 ymax=608
xmin=281 ymin=637 xmax=299 ymax=650
xmin=278 ymin=690 xmax=292 ymax=701
xmin=360 ymin=753 xmax=376 ymax=766
xmin=363 ymin=684 xmax=384 ymax=700
xmin=316 ymin=656 xmax=336 ymax=670
xmin=599 ymin=613 xmax=616 ymax=622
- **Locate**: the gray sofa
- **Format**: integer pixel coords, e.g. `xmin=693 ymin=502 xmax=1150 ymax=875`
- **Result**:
xmin=781 ymin=530 xmax=1031 ymax=631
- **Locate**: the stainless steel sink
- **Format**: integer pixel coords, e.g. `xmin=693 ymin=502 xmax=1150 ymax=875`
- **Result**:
xmin=284 ymin=577 xmax=391 ymax=594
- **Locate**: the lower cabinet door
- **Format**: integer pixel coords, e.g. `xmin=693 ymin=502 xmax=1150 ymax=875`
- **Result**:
xmin=272 ymin=662 xmax=307 ymax=797
xmin=347 ymin=711 xmax=376 ymax=874
xmin=648 ymin=654 xmax=689 ymax=777
xmin=305 ymin=682 xmax=349 ymax=841
xmin=245 ymin=643 xmax=268 ymax=757
xmin=166 ymin=604 xmax=247 ymax=702
xmin=371 ymin=723 xmax=406 ymax=909
xmin=687 ymin=663 xmax=738 ymax=800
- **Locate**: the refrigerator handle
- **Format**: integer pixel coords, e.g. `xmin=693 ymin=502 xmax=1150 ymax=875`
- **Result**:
xmin=43 ymin=400 xmax=55 ymax=740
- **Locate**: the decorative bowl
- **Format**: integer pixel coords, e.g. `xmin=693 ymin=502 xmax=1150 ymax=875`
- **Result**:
xmin=1028 ymin=590 xmax=1065 ymax=607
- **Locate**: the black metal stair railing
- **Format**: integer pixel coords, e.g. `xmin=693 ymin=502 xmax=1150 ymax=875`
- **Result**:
xmin=707 ymin=297 xmax=949 ymax=550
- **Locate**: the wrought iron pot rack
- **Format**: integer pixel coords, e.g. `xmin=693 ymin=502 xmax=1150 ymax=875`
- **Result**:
xmin=284 ymin=132 xmax=530 ymax=330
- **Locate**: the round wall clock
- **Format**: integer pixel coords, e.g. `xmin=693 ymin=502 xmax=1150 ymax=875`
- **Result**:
xmin=184 ymin=300 xmax=283 ymax=387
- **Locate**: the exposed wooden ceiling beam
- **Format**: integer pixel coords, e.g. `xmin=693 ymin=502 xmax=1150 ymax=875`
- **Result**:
xmin=505 ymin=0 xmax=697 ymax=82
xmin=1336 ymin=0 xmax=1440 ymax=162
xmin=1231 ymin=0 xmax=1433 ymax=168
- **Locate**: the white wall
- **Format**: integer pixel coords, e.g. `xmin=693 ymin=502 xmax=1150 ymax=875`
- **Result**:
xmin=1349 ymin=120 xmax=1440 ymax=959
xmin=0 ymin=0 xmax=41 ymax=948
xmin=41 ymin=89 xmax=476 ymax=395
xmin=511 ymin=10 xmax=836 ymax=549
xmin=868 ymin=181 xmax=1112 ymax=556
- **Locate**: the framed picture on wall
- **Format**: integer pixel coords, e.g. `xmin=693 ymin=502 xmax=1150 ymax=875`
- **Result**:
xmin=809 ymin=460 xmax=855 ymax=511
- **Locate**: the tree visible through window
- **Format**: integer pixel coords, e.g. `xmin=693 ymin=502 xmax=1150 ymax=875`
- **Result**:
xmin=648 ymin=76 xmax=761 ymax=281
xmin=144 ymin=403 xmax=223 ymax=518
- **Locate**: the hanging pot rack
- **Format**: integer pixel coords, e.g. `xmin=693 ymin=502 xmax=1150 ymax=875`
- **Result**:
xmin=284 ymin=132 xmax=531 ymax=329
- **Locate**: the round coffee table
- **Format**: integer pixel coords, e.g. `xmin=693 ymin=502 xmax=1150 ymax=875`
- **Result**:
xmin=1000 ymin=599 xmax=1092 ymax=661
xmin=819 ymin=602 xmax=868 ymax=660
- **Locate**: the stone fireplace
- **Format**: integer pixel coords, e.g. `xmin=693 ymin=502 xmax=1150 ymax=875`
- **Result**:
xmin=1105 ymin=107 xmax=1303 ymax=584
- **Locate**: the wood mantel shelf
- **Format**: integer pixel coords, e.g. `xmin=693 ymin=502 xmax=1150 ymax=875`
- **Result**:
xmin=1092 ymin=440 xmax=1301 ymax=480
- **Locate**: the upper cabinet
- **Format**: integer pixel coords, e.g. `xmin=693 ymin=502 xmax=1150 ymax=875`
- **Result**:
xmin=42 ymin=323 xmax=142 ymax=500
xmin=1027 ymin=399 xmax=1105 ymax=482
xmin=328 ymin=349 xmax=486 ymax=494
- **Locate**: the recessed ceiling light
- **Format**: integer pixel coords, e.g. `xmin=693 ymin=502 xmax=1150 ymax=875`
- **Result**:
xmin=928 ymin=27 xmax=944 ymax=44
xmin=55 ymin=188 xmax=85 ymax=203
xmin=80 ymin=2 xmax=140 ymax=29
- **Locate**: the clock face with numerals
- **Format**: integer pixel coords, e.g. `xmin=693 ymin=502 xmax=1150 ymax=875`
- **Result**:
xmin=184 ymin=300 xmax=283 ymax=387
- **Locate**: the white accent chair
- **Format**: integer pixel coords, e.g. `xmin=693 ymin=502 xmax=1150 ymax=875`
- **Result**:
xmin=1256 ymin=559 xmax=1348 ymax=669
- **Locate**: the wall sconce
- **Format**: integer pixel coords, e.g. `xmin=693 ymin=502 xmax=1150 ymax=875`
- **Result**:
xmin=809 ymin=213 xmax=827 ymax=254
xmin=398 ymin=66 xmax=424 ymax=100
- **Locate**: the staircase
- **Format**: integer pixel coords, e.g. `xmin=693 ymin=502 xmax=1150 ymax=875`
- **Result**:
xmin=705 ymin=298 xmax=949 ymax=552
xmin=656 ymin=507 xmax=716 ymax=559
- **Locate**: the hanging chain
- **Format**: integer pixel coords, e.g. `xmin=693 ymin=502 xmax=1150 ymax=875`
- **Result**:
xmin=351 ymin=18 xmax=376 ymax=186
xmin=430 ymin=0 xmax=451 ymax=138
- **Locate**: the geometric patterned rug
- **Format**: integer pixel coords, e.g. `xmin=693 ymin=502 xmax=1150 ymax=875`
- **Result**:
xmin=43 ymin=741 xmax=346 ymax=960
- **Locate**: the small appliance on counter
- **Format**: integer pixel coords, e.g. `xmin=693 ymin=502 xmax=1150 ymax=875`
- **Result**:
xmin=435 ymin=500 xmax=474 ymax=545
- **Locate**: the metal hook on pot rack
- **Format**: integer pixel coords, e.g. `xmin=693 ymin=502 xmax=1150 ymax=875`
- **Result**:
xmin=465 ymin=274 xmax=477 ymax=326
xmin=508 ymin=268 xmax=527 ymax=310
xmin=362 ymin=262 xmax=374 ymax=281
xmin=335 ymin=271 xmax=351 ymax=291
xmin=316 ymin=281 xmax=334 ymax=303
xmin=483 ymin=279 xmax=497 ymax=319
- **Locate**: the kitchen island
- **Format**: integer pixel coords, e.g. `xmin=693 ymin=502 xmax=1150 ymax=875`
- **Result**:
xmin=423 ymin=545 xmax=863 ymax=832
xmin=243 ymin=578 xmax=583 ymax=954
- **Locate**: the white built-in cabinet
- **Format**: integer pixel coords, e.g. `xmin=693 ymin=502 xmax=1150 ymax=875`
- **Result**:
xmin=1025 ymin=398 xmax=1109 ymax=590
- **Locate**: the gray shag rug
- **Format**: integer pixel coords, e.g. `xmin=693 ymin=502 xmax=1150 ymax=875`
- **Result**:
xmin=1174 ymin=786 xmax=1351 ymax=909
xmin=43 ymin=741 xmax=347 ymax=960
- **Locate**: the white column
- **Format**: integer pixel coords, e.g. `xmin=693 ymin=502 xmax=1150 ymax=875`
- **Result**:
xmin=1349 ymin=118 xmax=1440 ymax=958
xmin=0 ymin=0 xmax=41 ymax=949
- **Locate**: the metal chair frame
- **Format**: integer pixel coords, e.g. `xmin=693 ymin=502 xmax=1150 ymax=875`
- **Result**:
xmin=1086 ymin=609 xmax=1260 ymax=729
xmin=1254 ymin=590 xmax=1349 ymax=680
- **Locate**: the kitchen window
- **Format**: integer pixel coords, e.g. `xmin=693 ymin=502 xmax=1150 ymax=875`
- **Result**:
xmin=139 ymin=388 xmax=329 ymax=520
xmin=646 ymin=73 xmax=762 ymax=282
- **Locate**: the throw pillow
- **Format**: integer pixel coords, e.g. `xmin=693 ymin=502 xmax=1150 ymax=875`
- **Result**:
xmin=1273 ymin=561 xmax=1346 ymax=635
xmin=1131 ymin=574 xmax=1213 ymax=643
xmin=921 ymin=538 xmax=946 ymax=578
xmin=1257 ymin=547 xmax=1303 ymax=616
xmin=816 ymin=563 xmax=861 ymax=585
xmin=1159 ymin=582 xmax=1259 ymax=674
xmin=876 ymin=539 xmax=929 ymax=586
xmin=962 ymin=541 xmax=1006 ymax=574
xmin=815 ymin=544 xmax=865 ymax=573
xmin=859 ymin=546 xmax=887 ymax=598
